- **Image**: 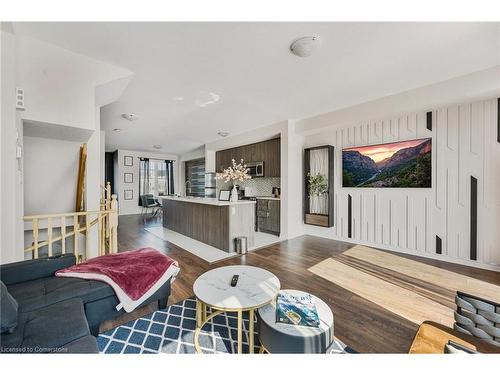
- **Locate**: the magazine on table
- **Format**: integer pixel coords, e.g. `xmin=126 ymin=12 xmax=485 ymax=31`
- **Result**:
xmin=275 ymin=291 xmax=320 ymax=327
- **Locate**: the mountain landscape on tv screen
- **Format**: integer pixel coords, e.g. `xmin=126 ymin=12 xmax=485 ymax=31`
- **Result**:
xmin=342 ymin=138 xmax=432 ymax=188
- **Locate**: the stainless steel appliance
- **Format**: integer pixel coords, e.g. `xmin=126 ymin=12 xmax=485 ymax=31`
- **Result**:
xmin=204 ymin=172 xmax=216 ymax=198
xmin=246 ymin=161 xmax=264 ymax=177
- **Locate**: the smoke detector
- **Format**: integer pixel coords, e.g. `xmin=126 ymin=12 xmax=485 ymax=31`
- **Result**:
xmin=121 ymin=113 xmax=139 ymax=122
xmin=290 ymin=36 xmax=321 ymax=57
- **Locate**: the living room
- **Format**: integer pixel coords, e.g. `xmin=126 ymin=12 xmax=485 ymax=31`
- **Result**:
xmin=1 ymin=1 xmax=499 ymax=374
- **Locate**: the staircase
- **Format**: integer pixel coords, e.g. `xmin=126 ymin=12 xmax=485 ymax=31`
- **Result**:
xmin=23 ymin=182 xmax=119 ymax=261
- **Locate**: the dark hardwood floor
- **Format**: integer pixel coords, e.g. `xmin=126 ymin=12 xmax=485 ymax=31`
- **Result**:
xmin=102 ymin=214 xmax=500 ymax=353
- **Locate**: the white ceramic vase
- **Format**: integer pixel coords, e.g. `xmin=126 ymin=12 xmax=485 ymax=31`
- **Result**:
xmin=231 ymin=185 xmax=238 ymax=202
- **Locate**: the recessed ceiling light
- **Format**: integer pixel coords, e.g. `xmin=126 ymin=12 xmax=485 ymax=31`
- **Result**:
xmin=173 ymin=96 xmax=184 ymax=101
xmin=290 ymin=36 xmax=321 ymax=57
xmin=217 ymin=131 xmax=229 ymax=137
xmin=153 ymin=145 xmax=163 ymax=149
xmin=121 ymin=113 xmax=139 ymax=122
xmin=112 ymin=128 xmax=122 ymax=132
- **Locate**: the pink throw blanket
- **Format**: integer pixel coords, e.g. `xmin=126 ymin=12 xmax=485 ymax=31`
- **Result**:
xmin=56 ymin=248 xmax=179 ymax=312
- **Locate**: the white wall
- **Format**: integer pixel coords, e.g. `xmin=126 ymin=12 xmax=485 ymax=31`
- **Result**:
xmin=16 ymin=35 xmax=132 ymax=130
xmin=23 ymin=136 xmax=81 ymax=215
xmin=302 ymin=97 xmax=500 ymax=271
xmin=114 ymin=149 xmax=179 ymax=215
xmin=296 ymin=66 xmax=500 ymax=135
xmin=1 ymin=29 xmax=24 ymax=264
xmin=179 ymin=146 xmax=205 ymax=162
xmin=100 ymin=130 xmax=106 ymax=185
xmin=1 ymin=31 xmax=132 ymax=264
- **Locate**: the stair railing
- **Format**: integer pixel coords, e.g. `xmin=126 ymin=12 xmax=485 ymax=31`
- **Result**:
xmin=23 ymin=193 xmax=118 ymax=261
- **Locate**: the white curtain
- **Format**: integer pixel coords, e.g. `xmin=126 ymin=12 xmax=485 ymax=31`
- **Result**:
xmin=309 ymin=148 xmax=328 ymax=215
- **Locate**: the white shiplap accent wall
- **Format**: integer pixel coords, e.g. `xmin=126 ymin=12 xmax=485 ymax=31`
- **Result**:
xmin=304 ymin=98 xmax=500 ymax=271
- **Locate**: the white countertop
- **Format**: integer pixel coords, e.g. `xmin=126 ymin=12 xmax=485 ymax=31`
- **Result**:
xmin=193 ymin=265 xmax=281 ymax=310
xmin=161 ymin=196 xmax=256 ymax=206
xmin=256 ymin=196 xmax=280 ymax=201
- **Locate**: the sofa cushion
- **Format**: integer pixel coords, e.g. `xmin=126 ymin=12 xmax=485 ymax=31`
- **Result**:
xmin=0 ymin=254 xmax=76 ymax=286
xmin=1 ymin=281 xmax=19 ymax=333
xmin=7 ymin=276 xmax=114 ymax=313
xmin=0 ymin=298 xmax=96 ymax=353
xmin=61 ymin=335 xmax=98 ymax=353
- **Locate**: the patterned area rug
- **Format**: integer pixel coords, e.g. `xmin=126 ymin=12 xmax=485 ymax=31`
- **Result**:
xmin=98 ymin=297 xmax=353 ymax=354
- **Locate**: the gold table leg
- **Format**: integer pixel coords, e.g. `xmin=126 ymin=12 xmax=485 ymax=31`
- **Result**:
xmin=194 ymin=304 xmax=255 ymax=354
xmin=196 ymin=299 xmax=203 ymax=328
xmin=237 ymin=310 xmax=243 ymax=354
xmin=249 ymin=309 xmax=255 ymax=354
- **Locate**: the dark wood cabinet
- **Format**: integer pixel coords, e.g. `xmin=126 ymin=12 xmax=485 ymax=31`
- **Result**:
xmin=263 ymin=138 xmax=280 ymax=177
xmin=256 ymin=198 xmax=280 ymax=235
xmin=215 ymin=137 xmax=280 ymax=177
xmin=215 ymin=148 xmax=235 ymax=172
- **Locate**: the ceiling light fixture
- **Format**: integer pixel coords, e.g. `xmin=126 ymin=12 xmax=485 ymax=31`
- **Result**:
xmin=121 ymin=113 xmax=139 ymax=122
xmin=112 ymin=128 xmax=122 ymax=132
xmin=217 ymin=131 xmax=229 ymax=137
xmin=290 ymin=36 xmax=321 ymax=57
xmin=153 ymin=145 xmax=163 ymax=149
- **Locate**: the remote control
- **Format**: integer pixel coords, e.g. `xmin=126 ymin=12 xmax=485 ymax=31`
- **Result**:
xmin=230 ymin=275 xmax=239 ymax=287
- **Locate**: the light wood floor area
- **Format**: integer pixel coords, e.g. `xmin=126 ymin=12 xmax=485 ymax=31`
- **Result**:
xmin=105 ymin=214 xmax=500 ymax=353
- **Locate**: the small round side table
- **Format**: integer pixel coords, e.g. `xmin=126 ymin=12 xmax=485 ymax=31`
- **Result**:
xmin=193 ymin=265 xmax=280 ymax=354
xmin=257 ymin=289 xmax=334 ymax=353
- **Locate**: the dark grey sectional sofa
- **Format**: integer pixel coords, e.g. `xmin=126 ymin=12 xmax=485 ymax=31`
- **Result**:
xmin=0 ymin=254 xmax=172 ymax=353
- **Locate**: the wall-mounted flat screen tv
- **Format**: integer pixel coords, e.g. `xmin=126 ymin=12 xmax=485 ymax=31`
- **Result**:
xmin=342 ymin=138 xmax=432 ymax=188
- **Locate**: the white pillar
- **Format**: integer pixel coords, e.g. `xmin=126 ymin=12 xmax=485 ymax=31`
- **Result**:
xmin=1 ymin=29 xmax=24 ymax=264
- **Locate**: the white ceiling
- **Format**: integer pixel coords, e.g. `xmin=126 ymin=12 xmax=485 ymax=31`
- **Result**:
xmin=12 ymin=22 xmax=500 ymax=155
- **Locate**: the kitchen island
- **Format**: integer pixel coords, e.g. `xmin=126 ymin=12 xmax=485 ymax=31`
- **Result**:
xmin=161 ymin=197 xmax=256 ymax=253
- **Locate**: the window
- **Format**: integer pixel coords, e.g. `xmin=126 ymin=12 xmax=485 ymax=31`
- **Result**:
xmin=139 ymin=158 xmax=175 ymax=204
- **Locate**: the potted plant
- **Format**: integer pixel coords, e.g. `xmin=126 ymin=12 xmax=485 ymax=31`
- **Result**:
xmin=308 ymin=173 xmax=328 ymax=215
xmin=216 ymin=159 xmax=251 ymax=202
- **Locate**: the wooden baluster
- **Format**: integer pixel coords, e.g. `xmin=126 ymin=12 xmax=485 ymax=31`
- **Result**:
xmin=97 ymin=213 xmax=103 ymax=255
xmin=106 ymin=182 xmax=111 ymax=210
xmin=47 ymin=217 xmax=53 ymax=257
xmin=105 ymin=182 xmax=111 ymax=239
xmin=61 ymin=216 xmax=66 ymax=254
xmin=85 ymin=213 xmax=90 ymax=260
xmin=74 ymin=214 xmax=79 ymax=260
xmin=32 ymin=218 xmax=39 ymax=259
xmin=110 ymin=194 xmax=118 ymax=253
xmin=100 ymin=198 xmax=107 ymax=247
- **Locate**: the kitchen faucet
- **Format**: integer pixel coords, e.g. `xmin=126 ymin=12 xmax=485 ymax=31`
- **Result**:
xmin=185 ymin=180 xmax=192 ymax=196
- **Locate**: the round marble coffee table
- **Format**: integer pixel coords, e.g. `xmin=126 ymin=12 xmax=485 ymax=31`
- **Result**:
xmin=193 ymin=265 xmax=280 ymax=354
xmin=257 ymin=289 xmax=334 ymax=353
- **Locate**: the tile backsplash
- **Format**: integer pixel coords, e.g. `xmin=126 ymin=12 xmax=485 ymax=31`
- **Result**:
xmin=217 ymin=177 xmax=280 ymax=197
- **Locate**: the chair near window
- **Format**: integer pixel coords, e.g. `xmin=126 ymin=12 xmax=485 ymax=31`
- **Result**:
xmin=140 ymin=194 xmax=161 ymax=220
